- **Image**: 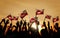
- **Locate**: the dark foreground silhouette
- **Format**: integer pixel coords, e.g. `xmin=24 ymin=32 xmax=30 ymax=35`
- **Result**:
xmin=0 ymin=18 xmax=60 ymax=38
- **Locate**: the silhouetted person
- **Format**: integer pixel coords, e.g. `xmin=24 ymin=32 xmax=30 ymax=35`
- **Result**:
xmin=53 ymin=23 xmax=59 ymax=38
xmin=23 ymin=20 xmax=27 ymax=31
xmin=48 ymin=21 xmax=50 ymax=32
xmin=3 ymin=19 xmax=9 ymax=35
xmin=23 ymin=20 xmax=26 ymax=26
xmin=27 ymin=22 xmax=30 ymax=31
xmin=54 ymin=23 xmax=59 ymax=30
xmin=16 ymin=21 xmax=19 ymax=31
xmin=28 ymin=22 xmax=29 ymax=27
xmin=0 ymin=18 xmax=5 ymax=24
xmin=0 ymin=22 xmax=2 ymax=31
xmin=10 ymin=23 xmax=12 ymax=29
xmin=20 ymin=20 xmax=23 ymax=26
xmin=41 ymin=21 xmax=49 ymax=38
xmin=6 ymin=23 xmax=12 ymax=35
xmin=35 ymin=20 xmax=39 ymax=32
xmin=43 ymin=21 xmax=47 ymax=29
xmin=11 ymin=25 xmax=18 ymax=38
xmin=0 ymin=22 xmax=3 ymax=38
xmin=5 ymin=26 xmax=12 ymax=38
xmin=41 ymin=29 xmax=48 ymax=38
xmin=20 ymin=20 xmax=23 ymax=31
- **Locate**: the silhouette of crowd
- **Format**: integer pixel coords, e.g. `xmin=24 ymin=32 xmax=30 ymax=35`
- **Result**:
xmin=0 ymin=18 xmax=60 ymax=38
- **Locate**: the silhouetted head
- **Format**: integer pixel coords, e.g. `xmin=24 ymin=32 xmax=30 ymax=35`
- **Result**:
xmin=54 ymin=23 xmax=59 ymax=30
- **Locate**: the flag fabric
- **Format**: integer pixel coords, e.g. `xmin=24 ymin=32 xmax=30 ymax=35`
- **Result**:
xmin=6 ymin=14 xmax=12 ymax=18
xmin=20 ymin=10 xmax=28 ymax=19
xmin=13 ymin=16 xmax=18 ymax=20
xmin=30 ymin=17 xmax=36 ymax=23
xmin=9 ymin=17 xmax=13 ymax=21
xmin=45 ymin=15 xmax=51 ymax=19
xmin=36 ymin=9 xmax=44 ymax=15
xmin=6 ymin=14 xmax=13 ymax=21
xmin=53 ymin=16 xmax=59 ymax=22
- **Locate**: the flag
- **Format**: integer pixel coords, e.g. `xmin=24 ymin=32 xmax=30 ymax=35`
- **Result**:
xmin=36 ymin=9 xmax=44 ymax=15
xmin=9 ymin=17 xmax=13 ymax=21
xmin=6 ymin=14 xmax=12 ymax=18
xmin=45 ymin=15 xmax=51 ymax=19
xmin=6 ymin=14 xmax=13 ymax=21
xmin=53 ymin=16 xmax=59 ymax=22
xmin=30 ymin=17 xmax=36 ymax=23
xmin=13 ymin=16 xmax=18 ymax=20
xmin=20 ymin=10 xmax=28 ymax=19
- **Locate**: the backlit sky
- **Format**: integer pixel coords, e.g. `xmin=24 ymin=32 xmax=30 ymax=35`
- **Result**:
xmin=0 ymin=0 xmax=60 ymax=25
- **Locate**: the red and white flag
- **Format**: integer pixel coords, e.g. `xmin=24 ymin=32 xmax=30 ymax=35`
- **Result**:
xmin=20 ymin=10 xmax=28 ymax=19
xmin=30 ymin=17 xmax=36 ymax=23
xmin=45 ymin=15 xmax=51 ymax=19
xmin=13 ymin=16 xmax=18 ymax=20
xmin=6 ymin=14 xmax=13 ymax=21
xmin=53 ymin=16 xmax=59 ymax=22
xmin=36 ymin=9 xmax=44 ymax=15
xmin=6 ymin=14 xmax=12 ymax=18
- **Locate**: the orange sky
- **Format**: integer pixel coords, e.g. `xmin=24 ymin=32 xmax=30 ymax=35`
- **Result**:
xmin=0 ymin=0 xmax=60 ymax=26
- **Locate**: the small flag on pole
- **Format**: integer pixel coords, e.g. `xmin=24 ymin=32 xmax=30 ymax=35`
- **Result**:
xmin=6 ymin=14 xmax=13 ymax=21
xmin=36 ymin=9 xmax=44 ymax=15
xmin=30 ymin=17 xmax=36 ymax=23
xmin=53 ymin=16 xmax=59 ymax=22
xmin=6 ymin=14 xmax=12 ymax=18
xmin=20 ymin=10 xmax=28 ymax=19
xmin=45 ymin=15 xmax=51 ymax=19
